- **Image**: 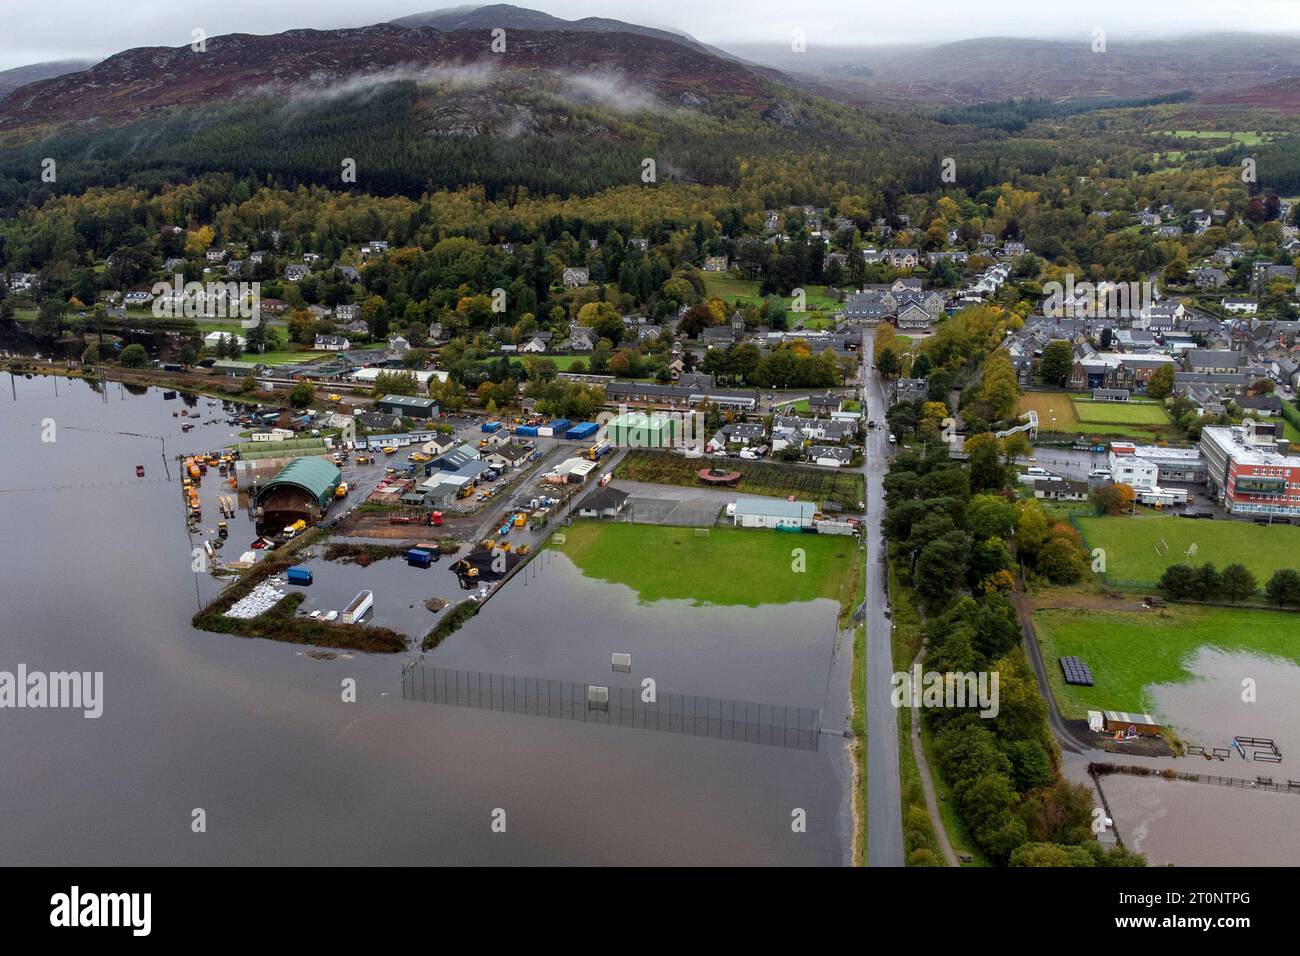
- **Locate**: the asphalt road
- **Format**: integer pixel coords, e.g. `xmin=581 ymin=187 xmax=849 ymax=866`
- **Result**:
xmin=859 ymin=329 xmax=905 ymax=866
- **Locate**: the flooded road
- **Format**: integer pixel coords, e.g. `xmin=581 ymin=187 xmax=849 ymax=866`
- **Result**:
xmin=0 ymin=374 xmax=853 ymax=864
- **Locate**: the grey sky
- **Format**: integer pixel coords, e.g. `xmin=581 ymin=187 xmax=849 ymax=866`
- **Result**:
xmin=3 ymin=0 xmax=1299 ymax=71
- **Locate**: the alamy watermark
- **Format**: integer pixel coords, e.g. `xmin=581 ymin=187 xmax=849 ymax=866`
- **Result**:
xmin=891 ymin=664 xmax=1000 ymax=718
xmin=0 ymin=665 xmax=103 ymax=718
xmin=151 ymin=274 xmax=261 ymax=327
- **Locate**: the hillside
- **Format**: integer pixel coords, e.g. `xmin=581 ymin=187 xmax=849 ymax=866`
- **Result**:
xmin=0 ymin=19 xmax=937 ymax=204
xmin=0 ymin=58 xmax=96 ymax=101
xmin=1203 ymin=77 xmax=1300 ymax=114
xmin=730 ymin=33 xmax=1300 ymax=105
xmin=391 ymin=4 xmax=740 ymax=61
xmin=0 ymin=24 xmax=776 ymax=133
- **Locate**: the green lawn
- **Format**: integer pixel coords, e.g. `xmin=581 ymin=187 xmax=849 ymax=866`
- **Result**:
xmin=1069 ymin=398 xmax=1170 ymax=425
xmin=702 ymin=274 xmax=842 ymax=314
xmin=246 ymin=350 xmax=327 ymax=366
xmin=546 ymin=354 xmax=591 ymax=370
xmin=1020 ymin=391 xmax=1173 ymax=439
xmin=1074 ymin=514 xmax=1300 ymax=584
xmin=1259 ymin=415 xmax=1300 ymax=444
xmin=1035 ymin=605 xmax=1300 ymax=719
xmin=551 ymin=521 xmax=861 ymax=608
xmin=1166 ymin=130 xmax=1280 ymax=146
xmin=793 ymin=398 xmax=861 ymax=414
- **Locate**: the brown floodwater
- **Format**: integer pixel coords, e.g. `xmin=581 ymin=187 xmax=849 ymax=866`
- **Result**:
xmin=1065 ymin=648 xmax=1300 ymax=866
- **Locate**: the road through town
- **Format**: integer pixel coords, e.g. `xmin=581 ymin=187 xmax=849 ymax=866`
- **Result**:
xmin=859 ymin=329 xmax=904 ymax=866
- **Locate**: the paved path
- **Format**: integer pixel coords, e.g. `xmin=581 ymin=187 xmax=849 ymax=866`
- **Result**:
xmin=908 ymin=643 xmax=961 ymax=866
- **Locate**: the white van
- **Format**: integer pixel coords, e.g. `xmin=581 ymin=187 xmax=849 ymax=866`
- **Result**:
xmin=1017 ymin=466 xmax=1054 ymax=485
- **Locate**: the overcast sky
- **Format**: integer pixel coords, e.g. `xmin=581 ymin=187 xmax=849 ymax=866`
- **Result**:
xmin=3 ymin=0 xmax=1299 ymax=71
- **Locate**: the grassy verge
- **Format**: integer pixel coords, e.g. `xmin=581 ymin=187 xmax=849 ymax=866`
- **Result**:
xmin=552 ymin=520 xmax=861 ymax=610
xmin=887 ymin=567 xmax=944 ymax=866
xmin=614 ymin=448 xmax=865 ymax=511
xmin=422 ymin=598 xmax=481 ymax=650
xmin=1035 ymin=603 xmax=1300 ymax=719
xmin=193 ymin=528 xmax=409 ymax=653
xmin=851 ymin=622 xmax=866 ymax=866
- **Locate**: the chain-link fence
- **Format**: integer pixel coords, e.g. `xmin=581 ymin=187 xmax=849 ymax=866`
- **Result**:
xmin=402 ymin=665 xmax=822 ymax=751
xmin=620 ymin=495 xmax=725 ymax=527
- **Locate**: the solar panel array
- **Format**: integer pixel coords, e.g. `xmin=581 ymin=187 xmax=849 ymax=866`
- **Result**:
xmin=1059 ymin=656 xmax=1095 ymax=686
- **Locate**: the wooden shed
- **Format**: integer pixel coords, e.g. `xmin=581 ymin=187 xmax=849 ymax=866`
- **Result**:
xmin=1102 ymin=710 xmax=1162 ymax=736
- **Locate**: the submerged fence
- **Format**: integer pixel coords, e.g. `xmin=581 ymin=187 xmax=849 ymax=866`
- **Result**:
xmin=401 ymin=664 xmax=822 ymax=751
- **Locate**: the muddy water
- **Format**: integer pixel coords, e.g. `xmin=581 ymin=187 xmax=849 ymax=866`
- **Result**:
xmin=1065 ymin=649 xmax=1300 ymax=866
xmin=0 ymin=374 xmax=854 ymax=864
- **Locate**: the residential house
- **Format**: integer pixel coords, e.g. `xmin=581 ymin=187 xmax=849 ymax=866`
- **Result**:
xmin=807 ymin=444 xmax=853 ymax=467
xmin=562 ymin=267 xmax=590 ymax=288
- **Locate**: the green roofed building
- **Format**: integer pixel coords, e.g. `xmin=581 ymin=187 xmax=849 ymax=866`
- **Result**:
xmin=254 ymin=457 xmax=342 ymax=526
xmin=609 ymin=412 xmax=679 ymax=449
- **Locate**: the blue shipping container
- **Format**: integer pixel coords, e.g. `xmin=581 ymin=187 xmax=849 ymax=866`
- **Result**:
xmin=565 ymin=422 xmax=599 ymax=440
xmin=406 ymin=548 xmax=433 ymax=568
xmin=516 ymin=425 xmax=539 ymax=437
xmin=286 ymin=566 xmax=313 ymax=585
xmin=480 ymin=421 xmax=502 ymax=433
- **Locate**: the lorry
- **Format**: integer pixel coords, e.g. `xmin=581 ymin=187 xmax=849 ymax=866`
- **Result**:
xmin=335 ymin=481 xmax=349 ymax=498
xmin=282 ymin=519 xmax=308 ymax=539
xmin=389 ymin=510 xmax=444 ymax=527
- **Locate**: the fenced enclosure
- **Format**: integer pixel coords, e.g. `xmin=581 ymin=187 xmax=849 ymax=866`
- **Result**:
xmin=401 ymin=664 xmax=822 ymax=751
xmin=620 ymin=494 xmax=724 ymax=527
xmin=614 ymin=449 xmax=864 ymax=511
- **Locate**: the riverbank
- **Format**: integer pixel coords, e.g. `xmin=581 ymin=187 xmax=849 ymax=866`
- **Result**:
xmin=5 ymin=358 xmax=298 ymax=410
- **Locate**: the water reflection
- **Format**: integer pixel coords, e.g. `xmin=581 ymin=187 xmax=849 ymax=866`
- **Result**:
xmin=0 ymin=375 xmax=854 ymax=864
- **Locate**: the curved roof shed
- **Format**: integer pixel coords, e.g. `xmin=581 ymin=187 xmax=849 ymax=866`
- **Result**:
xmin=255 ymin=457 xmax=341 ymax=509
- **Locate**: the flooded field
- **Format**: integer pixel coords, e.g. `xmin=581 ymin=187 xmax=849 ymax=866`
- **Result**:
xmin=0 ymin=374 xmax=853 ymax=865
xmin=1065 ymin=648 xmax=1300 ymax=866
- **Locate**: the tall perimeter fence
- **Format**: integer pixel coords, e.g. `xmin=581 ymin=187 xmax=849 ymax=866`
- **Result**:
xmin=401 ymin=664 xmax=822 ymax=751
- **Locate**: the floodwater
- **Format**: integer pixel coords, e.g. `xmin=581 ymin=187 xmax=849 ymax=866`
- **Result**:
xmin=1065 ymin=649 xmax=1300 ymax=866
xmin=0 ymin=374 xmax=854 ymax=865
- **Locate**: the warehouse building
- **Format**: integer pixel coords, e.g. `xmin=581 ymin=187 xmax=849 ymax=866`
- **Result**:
xmin=608 ymin=412 xmax=680 ymax=449
xmin=254 ymin=457 xmax=342 ymax=529
xmin=375 ymin=394 xmax=439 ymax=420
